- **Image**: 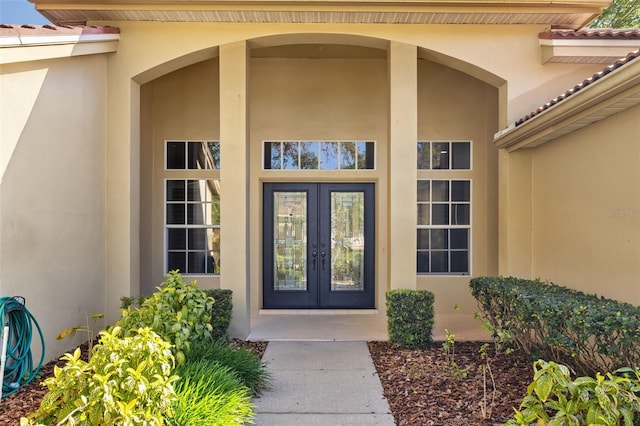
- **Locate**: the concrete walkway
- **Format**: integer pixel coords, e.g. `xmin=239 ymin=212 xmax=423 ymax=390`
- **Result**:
xmin=252 ymin=341 xmax=396 ymax=425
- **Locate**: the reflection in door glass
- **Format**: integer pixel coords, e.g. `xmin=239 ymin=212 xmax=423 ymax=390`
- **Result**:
xmin=273 ymin=192 xmax=308 ymax=291
xmin=331 ymin=192 xmax=365 ymax=291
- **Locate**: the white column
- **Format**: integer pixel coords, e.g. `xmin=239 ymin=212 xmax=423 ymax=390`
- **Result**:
xmin=388 ymin=41 xmax=418 ymax=290
xmin=219 ymin=41 xmax=250 ymax=338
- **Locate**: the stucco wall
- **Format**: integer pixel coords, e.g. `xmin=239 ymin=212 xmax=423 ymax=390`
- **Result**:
xmin=530 ymin=104 xmax=640 ymax=304
xmin=136 ymin=47 xmax=500 ymax=339
xmin=140 ymin=58 xmax=220 ymax=294
xmin=249 ymin=56 xmax=389 ymax=315
xmin=102 ymin=21 xmax=605 ymax=338
xmin=0 ymin=54 xmax=107 ymax=361
xmin=416 ymin=60 xmax=499 ymax=339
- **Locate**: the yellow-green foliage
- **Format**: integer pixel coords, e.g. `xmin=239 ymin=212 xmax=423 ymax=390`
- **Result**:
xmin=24 ymin=327 xmax=178 ymax=426
xmin=505 ymin=360 xmax=640 ymax=426
xmin=118 ymin=271 xmax=214 ymax=364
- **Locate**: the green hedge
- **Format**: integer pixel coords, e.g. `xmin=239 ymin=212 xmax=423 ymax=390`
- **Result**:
xmin=470 ymin=276 xmax=640 ymax=376
xmin=204 ymin=289 xmax=233 ymax=340
xmin=386 ymin=289 xmax=435 ymax=349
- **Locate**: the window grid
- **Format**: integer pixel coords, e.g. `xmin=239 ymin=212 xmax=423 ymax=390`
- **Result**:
xmin=164 ymin=137 xmax=221 ymax=275
xmin=417 ymin=179 xmax=471 ymax=275
xmin=263 ymin=141 xmax=375 ymax=170
xmin=417 ymin=141 xmax=471 ymax=170
xmin=166 ymin=179 xmax=221 ymax=275
xmin=166 ymin=141 xmax=220 ymax=171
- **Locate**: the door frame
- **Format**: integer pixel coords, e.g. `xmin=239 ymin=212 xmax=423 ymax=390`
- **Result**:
xmin=262 ymin=182 xmax=375 ymax=309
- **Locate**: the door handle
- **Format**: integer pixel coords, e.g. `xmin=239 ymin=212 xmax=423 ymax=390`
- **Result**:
xmin=312 ymin=250 xmax=317 ymax=270
xmin=320 ymin=250 xmax=326 ymax=269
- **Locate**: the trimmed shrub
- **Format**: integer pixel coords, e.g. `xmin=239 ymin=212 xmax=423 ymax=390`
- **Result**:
xmin=386 ymin=289 xmax=435 ymax=349
xmin=204 ymin=289 xmax=233 ymax=340
xmin=186 ymin=339 xmax=270 ymax=395
xmin=505 ymin=360 xmax=640 ymax=426
xmin=117 ymin=271 xmax=214 ymax=364
xmin=168 ymin=361 xmax=254 ymax=426
xmin=25 ymin=327 xmax=177 ymax=426
xmin=470 ymin=276 xmax=640 ymax=376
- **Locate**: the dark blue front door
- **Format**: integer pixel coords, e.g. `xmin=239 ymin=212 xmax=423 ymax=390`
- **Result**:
xmin=263 ymin=183 xmax=375 ymax=308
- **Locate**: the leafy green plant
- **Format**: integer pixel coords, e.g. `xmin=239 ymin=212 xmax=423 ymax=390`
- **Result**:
xmin=386 ymin=289 xmax=435 ymax=349
xmin=56 ymin=312 xmax=104 ymax=358
xmin=186 ymin=339 xmax=270 ymax=395
xmin=204 ymin=289 xmax=233 ymax=340
xmin=442 ymin=329 xmax=468 ymax=381
xmin=117 ymin=271 xmax=214 ymax=364
xmin=470 ymin=276 xmax=640 ymax=376
xmin=505 ymin=360 xmax=640 ymax=426
xmin=119 ymin=295 xmax=147 ymax=310
xmin=24 ymin=326 xmax=178 ymax=426
xmin=168 ymin=360 xmax=254 ymax=426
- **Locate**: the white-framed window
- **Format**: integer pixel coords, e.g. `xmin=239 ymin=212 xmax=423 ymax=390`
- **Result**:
xmin=417 ymin=141 xmax=471 ymax=170
xmin=263 ymin=141 xmax=375 ymax=170
xmin=416 ymin=140 xmax=472 ymax=275
xmin=164 ymin=140 xmax=220 ymax=275
xmin=166 ymin=141 xmax=220 ymax=170
xmin=416 ymin=179 xmax=471 ymax=274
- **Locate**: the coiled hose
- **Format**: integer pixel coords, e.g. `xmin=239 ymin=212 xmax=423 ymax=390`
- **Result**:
xmin=0 ymin=296 xmax=46 ymax=398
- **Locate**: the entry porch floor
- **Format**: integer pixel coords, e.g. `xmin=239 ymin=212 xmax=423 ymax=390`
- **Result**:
xmin=248 ymin=310 xmax=488 ymax=341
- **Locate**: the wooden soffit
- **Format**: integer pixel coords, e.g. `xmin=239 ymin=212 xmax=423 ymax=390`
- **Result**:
xmin=29 ymin=0 xmax=610 ymax=28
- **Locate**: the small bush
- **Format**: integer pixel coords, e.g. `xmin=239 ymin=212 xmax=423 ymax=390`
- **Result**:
xmin=386 ymin=289 xmax=435 ymax=349
xmin=168 ymin=360 xmax=254 ymax=426
xmin=204 ymin=289 xmax=233 ymax=340
xmin=187 ymin=339 xmax=270 ymax=395
xmin=117 ymin=271 xmax=214 ymax=364
xmin=25 ymin=327 xmax=177 ymax=426
xmin=505 ymin=360 xmax=640 ymax=426
xmin=470 ymin=276 xmax=640 ymax=375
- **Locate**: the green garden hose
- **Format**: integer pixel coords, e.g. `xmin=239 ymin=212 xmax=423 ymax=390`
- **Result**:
xmin=0 ymin=296 xmax=46 ymax=398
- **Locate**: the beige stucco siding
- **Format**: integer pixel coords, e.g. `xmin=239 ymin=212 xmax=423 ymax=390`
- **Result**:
xmin=249 ymin=56 xmax=389 ymax=317
xmin=530 ymin=104 xmax=640 ymax=304
xmin=0 ymin=55 xmax=107 ymax=361
xmin=416 ymin=60 xmax=499 ymax=339
xmin=100 ymin=21 xmax=608 ymax=338
xmin=140 ymin=58 xmax=220 ymax=294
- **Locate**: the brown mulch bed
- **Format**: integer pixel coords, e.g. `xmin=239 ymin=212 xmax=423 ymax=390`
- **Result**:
xmin=369 ymin=341 xmax=534 ymax=426
xmin=1 ymin=339 xmax=531 ymax=425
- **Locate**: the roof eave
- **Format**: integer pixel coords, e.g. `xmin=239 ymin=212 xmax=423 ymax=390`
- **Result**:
xmin=540 ymin=38 xmax=640 ymax=63
xmin=28 ymin=0 xmax=609 ymax=27
xmin=494 ymin=55 xmax=640 ymax=151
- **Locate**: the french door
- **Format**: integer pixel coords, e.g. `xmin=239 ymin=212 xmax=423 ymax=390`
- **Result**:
xmin=263 ymin=183 xmax=375 ymax=308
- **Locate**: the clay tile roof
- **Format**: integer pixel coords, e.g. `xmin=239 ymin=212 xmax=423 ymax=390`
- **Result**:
xmin=0 ymin=24 xmax=119 ymax=39
xmin=539 ymin=28 xmax=640 ymax=40
xmin=515 ymin=49 xmax=640 ymax=126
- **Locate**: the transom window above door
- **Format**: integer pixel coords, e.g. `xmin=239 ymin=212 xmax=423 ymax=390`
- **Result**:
xmin=263 ymin=141 xmax=375 ymax=170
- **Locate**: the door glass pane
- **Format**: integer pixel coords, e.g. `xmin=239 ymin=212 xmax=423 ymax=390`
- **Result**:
xmin=331 ymin=192 xmax=365 ymax=291
xmin=273 ymin=192 xmax=307 ymax=291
